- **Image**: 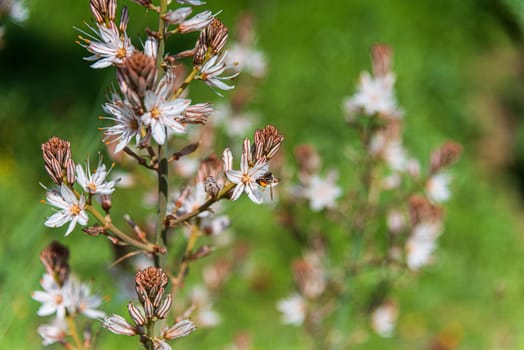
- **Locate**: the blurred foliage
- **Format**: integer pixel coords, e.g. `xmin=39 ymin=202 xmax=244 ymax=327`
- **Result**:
xmin=2 ymin=0 xmax=524 ymax=349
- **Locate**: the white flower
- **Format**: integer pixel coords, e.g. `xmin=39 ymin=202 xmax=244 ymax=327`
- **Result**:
xmin=199 ymin=52 xmax=239 ymax=92
xmin=383 ymin=140 xmax=407 ymax=172
xmin=102 ymin=314 xmax=137 ymax=336
xmin=176 ymin=0 xmax=205 ymax=5
xmin=32 ymin=274 xmax=71 ymax=319
xmin=190 ymin=286 xmax=221 ymax=327
xmin=277 ymin=294 xmax=306 ymax=326
xmin=144 ymin=36 xmax=158 ymax=57
xmin=83 ymin=22 xmax=135 ymax=69
xmin=141 ymin=73 xmax=190 ymax=144
xmin=174 ymin=183 xmax=210 ymax=217
xmin=69 ymin=278 xmax=106 ymax=319
xmin=371 ymin=301 xmax=398 ymax=338
xmin=102 ymin=97 xmax=142 ymax=153
xmin=76 ymin=158 xmax=117 ymax=195
xmin=165 ymin=7 xmax=192 ymax=25
xmin=38 ymin=319 xmax=68 ymax=346
xmin=178 ymin=10 xmax=214 ymax=33
xmin=223 ymin=140 xmax=269 ymax=204
xmin=163 ymin=319 xmax=197 ymax=339
xmin=406 ymin=221 xmax=442 ymax=270
xmin=303 ymin=172 xmax=342 ymax=211
xmin=426 ymin=173 xmax=451 ymax=203
xmin=44 ymin=184 xmax=88 ymax=236
xmin=4 ymin=0 xmax=28 ymax=22
xmin=344 ymin=72 xmax=400 ymax=118
xmin=226 ymin=43 xmax=267 ymax=78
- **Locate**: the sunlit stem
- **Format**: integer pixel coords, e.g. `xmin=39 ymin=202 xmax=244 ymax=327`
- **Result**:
xmin=172 ymin=223 xmax=201 ymax=290
xmin=172 ymin=67 xmax=199 ymax=100
xmin=65 ymin=314 xmax=83 ymax=350
xmin=87 ymin=206 xmax=158 ymax=253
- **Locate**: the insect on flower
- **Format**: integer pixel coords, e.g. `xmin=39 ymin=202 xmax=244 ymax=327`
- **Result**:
xmin=256 ymin=172 xmax=280 ymax=200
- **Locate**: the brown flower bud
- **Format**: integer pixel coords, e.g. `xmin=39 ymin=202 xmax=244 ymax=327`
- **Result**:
xmin=155 ymin=293 xmax=172 ymax=319
xmin=90 ymin=0 xmax=116 ymax=24
xmin=252 ymin=125 xmax=284 ymax=162
xmin=117 ymin=51 xmax=157 ymax=109
xmin=371 ymin=44 xmax=392 ymax=78
xmin=430 ymin=141 xmax=462 ymax=174
xmin=135 ymin=267 xmax=169 ymax=305
xmin=82 ymin=225 xmax=107 ymax=236
xmin=42 ymin=137 xmax=75 ymax=186
xmin=408 ymin=195 xmax=443 ymax=226
xmin=40 ymin=241 xmax=70 ymax=287
xmin=127 ymin=302 xmax=146 ymax=326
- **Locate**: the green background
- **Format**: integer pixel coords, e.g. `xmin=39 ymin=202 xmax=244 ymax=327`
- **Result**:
xmin=2 ymin=0 xmax=524 ymax=348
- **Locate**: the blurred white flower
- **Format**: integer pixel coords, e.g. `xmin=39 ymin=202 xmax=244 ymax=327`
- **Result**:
xmin=426 ymin=173 xmax=452 ymax=203
xmin=303 ymin=172 xmax=342 ymax=211
xmin=32 ymin=274 xmax=71 ymax=319
xmin=38 ymin=319 xmax=68 ymax=346
xmin=227 ymin=43 xmax=267 ymax=78
xmin=371 ymin=300 xmax=398 ymax=338
xmin=344 ymin=72 xmax=401 ymax=118
xmin=277 ymin=294 xmax=306 ymax=326
xmin=190 ymin=286 xmax=221 ymax=327
xmin=69 ymin=278 xmax=106 ymax=319
xmin=44 ymin=184 xmax=88 ymax=236
xmin=406 ymin=221 xmax=442 ymax=270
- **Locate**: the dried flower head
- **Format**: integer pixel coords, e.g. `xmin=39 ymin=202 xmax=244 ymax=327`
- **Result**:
xmin=42 ymin=136 xmax=76 ymax=186
xmin=202 ymin=18 xmax=229 ymax=55
xmin=429 ymin=141 xmax=462 ymax=174
xmin=117 ymin=51 xmax=157 ymax=107
xmin=252 ymin=125 xmax=284 ymax=162
xmin=89 ymin=0 xmax=116 ymax=24
xmin=135 ymin=267 xmax=168 ymax=305
xmin=40 ymin=241 xmax=70 ymax=287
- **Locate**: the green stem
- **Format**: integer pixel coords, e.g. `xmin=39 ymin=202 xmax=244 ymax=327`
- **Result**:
xmin=65 ymin=314 xmax=83 ymax=350
xmin=153 ymin=0 xmax=169 ymax=268
xmin=166 ymin=182 xmax=235 ymax=228
xmin=87 ymin=206 xmax=158 ymax=253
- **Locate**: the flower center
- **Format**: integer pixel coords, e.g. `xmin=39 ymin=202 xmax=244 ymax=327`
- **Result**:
xmin=241 ymin=173 xmax=251 ymax=184
xmin=71 ymin=204 xmax=81 ymax=216
xmin=151 ymin=107 xmax=161 ymax=120
xmin=116 ymin=47 xmax=127 ymax=59
xmin=88 ymin=183 xmax=97 ymax=193
xmin=55 ymin=294 xmax=64 ymax=305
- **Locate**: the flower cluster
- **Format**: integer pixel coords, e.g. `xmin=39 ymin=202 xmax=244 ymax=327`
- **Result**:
xmin=36 ymin=1 xmax=284 ymax=349
xmin=103 ymin=267 xmax=196 ymax=349
xmin=32 ymin=242 xmax=105 ymax=346
xmin=41 ymin=137 xmax=117 ymax=236
xmin=276 ymin=44 xmax=461 ymax=345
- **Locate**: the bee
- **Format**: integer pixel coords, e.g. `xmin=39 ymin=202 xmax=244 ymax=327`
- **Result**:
xmin=256 ymin=172 xmax=280 ymax=200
